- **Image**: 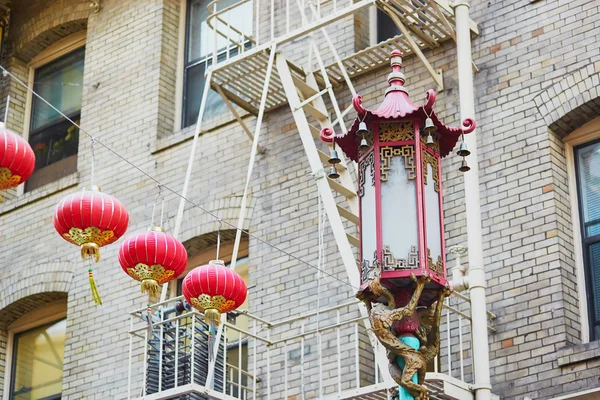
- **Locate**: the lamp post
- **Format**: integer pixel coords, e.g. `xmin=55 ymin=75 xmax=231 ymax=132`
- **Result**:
xmin=321 ymin=50 xmax=476 ymax=399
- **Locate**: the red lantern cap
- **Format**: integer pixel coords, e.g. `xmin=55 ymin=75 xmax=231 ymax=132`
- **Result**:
xmin=0 ymin=122 xmax=35 ymax=191
xmin=182 ymin=260 xmax=247 ymax=316
xmin=118 ymin=228 xmax=188 ymax=296
xmin=54 ymin=187 xmax=129 ymax=261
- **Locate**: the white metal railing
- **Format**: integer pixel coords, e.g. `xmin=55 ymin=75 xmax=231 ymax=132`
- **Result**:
xmin=203 ymin=0 xmax=369 ymax=72
xmin=127 ymin=290 xmax=493 ymax=399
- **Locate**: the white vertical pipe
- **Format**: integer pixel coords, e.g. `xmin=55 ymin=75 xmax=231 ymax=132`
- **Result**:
xmin=336 ymin=311 xmax=341 ymax=394
xmin=175 ymin=318 xmax=179 ymax=387
xmin=354 ymin=323 xmax=359 ymax=388
xmin=446 ymin=301 xmax=451 ymax=376
xmin=270 ymin=0 xmax=274 ymax=40
xmin=368 ymin=5 xmax=377 ymax=46
xmin=267 ymin=331 xmax=271 ymax=400
xmin=454 ymin=2 xmax=492 ymax=399
xmin=238 ymin=330 xmax=243 ymax=398
xmin=459 ymin=315 xmax=464 ymax=381
xmin=159 ymin=308 xmax=164 ymax=391
xmin=253 ymin=320 xmax=257 ymax=399
xmin=191 ymin=314 xmax=196 ymax=384
xmin=318 ymin=331 xmax=323 ymax=398
xmin=300 ymin=322 xmax=305 ymax=400
xmin=284 ymin=343 xmax=289 ymax=399
xmin=224 ymin=328 xmax=228 ymax=394
xmin=127 ymin=317 xmax=133 ymax=400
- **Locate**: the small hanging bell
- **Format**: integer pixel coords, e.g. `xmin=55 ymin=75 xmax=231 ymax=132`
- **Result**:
xmin=359 ymin=137 xmax=370 ymax=151
xmin=457 ymin=141 xmax=471 ymax=157
xmin=328 ymin=149 xmax=341 ymax=164
xmin=357 ymin=121 xmax=370 ymax=135
xmin=424 ymin=117 xmax=437 ymax=134
xmin=328 ymin=165 xmax=340 ymax=179
xmin=426 ymin=133 xmax=434 ymax=145
xmin=459 ymin=158 xmax=470 ymax=172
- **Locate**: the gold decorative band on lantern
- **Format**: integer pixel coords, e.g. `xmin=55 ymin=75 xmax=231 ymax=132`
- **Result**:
xmin=126 ymin=263 xmax=175 ymax=285
xmin=63 ymin=226 xmax=115 ymax=247
xmin=190 ymin=294 xmax=236 ymax=314
xmin=0 ymin=167 xmax=21 ymax=190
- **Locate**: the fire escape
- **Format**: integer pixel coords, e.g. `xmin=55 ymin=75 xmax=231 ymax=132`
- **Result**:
xmin=127 ymin=1 xmax=497 ymax=399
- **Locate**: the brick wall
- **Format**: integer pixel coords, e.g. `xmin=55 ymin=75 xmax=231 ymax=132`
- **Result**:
xmin=1 ymin=0 xmax=600 ymax=399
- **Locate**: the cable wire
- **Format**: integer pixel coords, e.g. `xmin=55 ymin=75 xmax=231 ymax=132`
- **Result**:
xmin=0 ymin=63 xmax=360 ymax=292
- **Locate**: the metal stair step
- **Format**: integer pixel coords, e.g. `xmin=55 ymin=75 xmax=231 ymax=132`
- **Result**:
xmin=303 ymin=102 xmax=328 ymax=121
xmin=346 ymin=233 xmax=359 ymax=247
xmin=337 ymin=205 xmax=359 ymax=225
xmin=291 ymin=73 xmax=320 ymax=98
xmin=327 ymin=177 xmax=356 ymax=199
xmin=309 ymin=123 xmax=321 ymax=138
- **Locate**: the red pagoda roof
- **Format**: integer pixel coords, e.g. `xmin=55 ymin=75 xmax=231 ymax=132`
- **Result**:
xmin=321 ymin=50 xmax=475 ymax=162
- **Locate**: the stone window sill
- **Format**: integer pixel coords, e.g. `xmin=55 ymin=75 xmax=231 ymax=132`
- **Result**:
xmin=0 ymin=172 xmax=79 ymax=215
xmin=557 ymin=340 xmax=600 ymax=367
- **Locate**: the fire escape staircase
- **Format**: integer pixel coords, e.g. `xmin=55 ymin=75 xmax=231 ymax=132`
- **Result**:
xmin=145 ymin=1 xmax=489 ymax=399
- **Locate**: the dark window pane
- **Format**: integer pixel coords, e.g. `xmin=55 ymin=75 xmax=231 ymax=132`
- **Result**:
xmin=30 ymin=115 xmax=80 ymax=171
xmin=31 ymin=48 xmax=84 ymax=132
xmin=589 ymin=242 xmax=600 ymax=322
xmin=10 ymin=319 xmax=66 ymax=400
xmin=577 ymin=141 xmax=600 ymax=237
xmin=377 ymin=9 xmax=400 ymax=42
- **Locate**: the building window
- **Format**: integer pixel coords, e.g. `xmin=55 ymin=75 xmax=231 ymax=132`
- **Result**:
xmin=9 ymin=318 xmax=66 ymax=400
xmin=575 ymin=139 xmax=600 ymax=341
xmin=182 ymin=0 xmax=252 ymax=128
xmin=26 ymin=46 xmax=85 ymax=191
xmin=377 ymin=9 xmax=400 ymax=43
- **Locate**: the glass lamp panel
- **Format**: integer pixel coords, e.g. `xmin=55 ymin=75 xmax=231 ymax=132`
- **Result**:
xmin=424 ymin=160 xmax=442 ymax=272
xmin=360 ymin=153 xmax=377 ymax=268
xmin=380 ymin=146 xmax=418 ymax=266
xmin=12 ymin=319 xmax=66 ymax=400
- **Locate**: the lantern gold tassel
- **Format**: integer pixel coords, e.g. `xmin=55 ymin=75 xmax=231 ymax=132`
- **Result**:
xmin=81 ymin=242 xmax=101 ymax=263
xmin=205 ymin=308 xmax=220 ymax=361
xmin=88 ymin=268 xmax=102 ymax=305
xmin=141 ymin=279 xmax=160 ymax=297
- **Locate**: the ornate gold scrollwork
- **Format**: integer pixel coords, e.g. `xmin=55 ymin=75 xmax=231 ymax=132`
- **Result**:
xmin=427 ymin=248 xmax=444 ymax=275
xmin=380 ymin=146 xmax=415 ymax=182
xmin=380 ymin=122 xmax=414 ymax=142
xmin=382 ymin=245 xmax=419 ymax=271
xmin=358 ymin=152 xmax=375 ymax=197
xmin=422 ymin=151 xmax=440 ymax=192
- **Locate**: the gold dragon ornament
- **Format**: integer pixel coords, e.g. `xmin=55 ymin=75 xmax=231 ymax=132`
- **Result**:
xmin=357 ymin=270 xmax=449 ymax=400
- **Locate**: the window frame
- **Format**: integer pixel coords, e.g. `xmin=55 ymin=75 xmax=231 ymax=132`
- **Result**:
xmin=564 ymin=117 xmax=600 ymax=343
xmin=178 ymin=0 xmax=253 ymax=129
xmin=2 ymin=301 xmax=67 ymax=400
xmin=20 ymin=31 xmax=86 ymax=195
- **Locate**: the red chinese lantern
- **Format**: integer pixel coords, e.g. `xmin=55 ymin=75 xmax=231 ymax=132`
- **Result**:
xmin=54 ymin=186 xmax=129 ymax=304
xmin=118 ymin=228 xmax=188 ymax=296
xmin=0 ymin=122 xmax=35 ymax=198
xmin=182 ymin=260 xmax=247 ymax=325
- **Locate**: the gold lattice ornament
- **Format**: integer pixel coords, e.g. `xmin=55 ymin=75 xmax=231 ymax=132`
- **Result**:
xmin=190 ymin=294 xmax=236 ymax=313
xmin=0 ymin=167 xmax=21 ymax=190
xmin=63 ymin=226 xmax=115 ymax=246
xmin=127 ymin=263 xmax=175 ymax=284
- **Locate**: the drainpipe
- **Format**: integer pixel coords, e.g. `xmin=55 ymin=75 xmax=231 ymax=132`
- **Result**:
xmin=453 ymin=1 xmax=492 ymax=399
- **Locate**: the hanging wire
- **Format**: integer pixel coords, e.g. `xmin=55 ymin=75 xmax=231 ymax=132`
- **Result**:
xmin=0 ymin=63 xmax=360 ymax=292
xmin=4 ymin=95 xmax=10 ymax=123
xmin=90 ymin=137 xmax=96 ymax=188
xmin=215 ymin=218 xmax=223 ymax=260
xmin=150 ymin=184 xmax=163 ymax=229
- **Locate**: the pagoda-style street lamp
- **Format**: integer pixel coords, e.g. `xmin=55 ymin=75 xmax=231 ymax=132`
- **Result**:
xmin=321 ymin=50 xmax=476 ymax=399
